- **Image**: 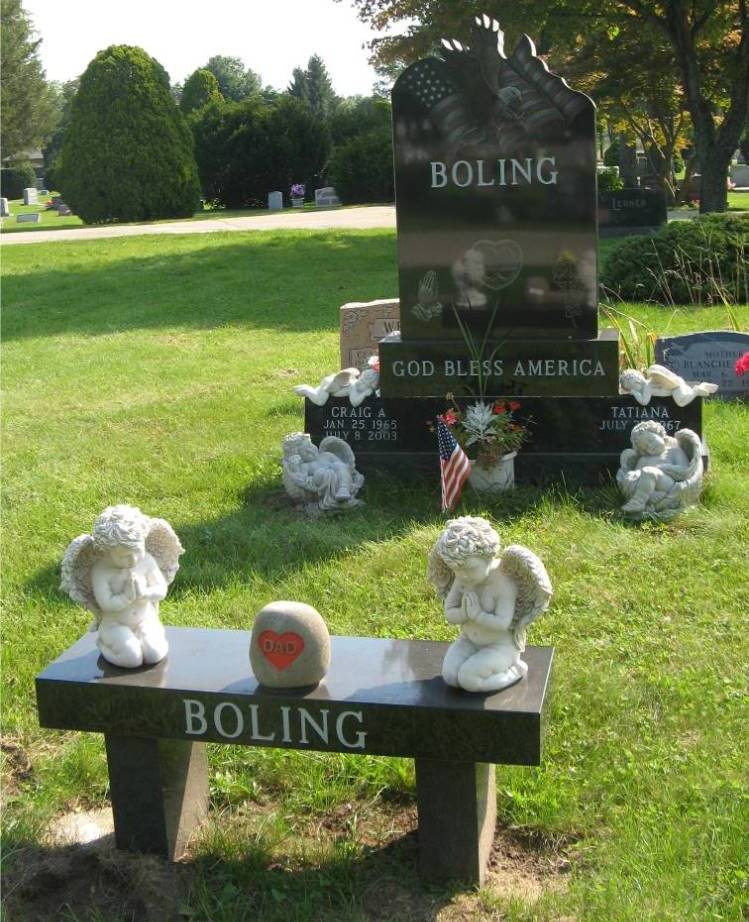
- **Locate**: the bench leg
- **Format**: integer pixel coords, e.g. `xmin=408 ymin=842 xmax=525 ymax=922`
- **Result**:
xmin=104 ymin=735 xmax=209 ymax=860
xmin=414 ymin=759 xmax=496 ymax=884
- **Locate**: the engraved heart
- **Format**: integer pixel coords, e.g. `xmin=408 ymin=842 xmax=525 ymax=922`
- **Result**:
xmin=257 ymin=630 xmax=305 ymax=671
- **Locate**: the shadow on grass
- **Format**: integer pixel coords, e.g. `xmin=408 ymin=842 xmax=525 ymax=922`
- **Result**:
xmin=2 ymin=231 xmax=397 ymax=341
xmin=26 ymin=471 xmax=622 ymax=610
xmin=1 ymin=829 xmax=460 ymax=922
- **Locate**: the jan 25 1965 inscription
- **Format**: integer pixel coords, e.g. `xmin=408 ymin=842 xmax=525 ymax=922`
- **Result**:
xmin=392 ymin=16 xmax=598 ymax=341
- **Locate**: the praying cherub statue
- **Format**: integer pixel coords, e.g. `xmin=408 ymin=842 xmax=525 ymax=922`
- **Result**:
xmin=616 ymin=420 xmax=704 ymax=520
xmin=427 ymin=516 xmax=552 ymax=692
xmin=293 ymin=357 xmax=379 ymax=407
xmin=60 ymin=504 xmax=184 ymax=668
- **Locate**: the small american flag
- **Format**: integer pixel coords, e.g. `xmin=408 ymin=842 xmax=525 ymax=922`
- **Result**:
xmin=436 ymin=416 xmax=471 ymax=512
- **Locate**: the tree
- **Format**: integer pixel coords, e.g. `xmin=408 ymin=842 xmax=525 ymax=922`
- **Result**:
xmin=329 ymin=94 xmax=391 ymax=146
xmin=287 ymin=54 xmax=338 ymax=119
xmin=347 ymin=0 xmax=749 ymax=212
xmin=191 ymin=95 xmax=329 ymax=208
xmin=58 ymin=45 xmax=200 ymax=223
xmin=43 ymin=78 xmax=79 ymax=190
xmin=204 ymin=55 xmax=261 ymax=101
xmin=180 ymin=68 xmax=223 ymax=114
xmin=0 ymin=0 xmax=56 ymax=160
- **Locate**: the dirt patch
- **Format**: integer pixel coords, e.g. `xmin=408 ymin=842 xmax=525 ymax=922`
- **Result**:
xmin=1 ymin=740 xmax=34 ymax=795
xmin=2 ymin=844 xmax=187 ymax=922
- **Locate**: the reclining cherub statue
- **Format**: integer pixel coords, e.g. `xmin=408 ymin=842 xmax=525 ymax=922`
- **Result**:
xmin=60 ymin=504 xmax=184 ymax=668
xmin=620 ymin=364 xmax=718 ymax=407
xmin=427 ymin=516 xmax=552 ymax=693
xmin=617 ymin=420 xmax=704 ymax=520
xmin=282 ymin=432 xmax=364 ymax=514
xmin=293 ymin=356 xmax=379 ymax=407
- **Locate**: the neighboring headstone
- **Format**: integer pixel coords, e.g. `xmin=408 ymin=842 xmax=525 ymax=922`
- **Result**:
xmin=656 ymin=331 xmax=749 ymax=400
xmin=250 ymin=601 xmax=331 ymax=688
xmin=38 ymin=188 xmax=49 ymax=196
xmin=598 ymin=188 xmax=667 ymax=236
xmin=268 ymin=191 xmax=283 ymax=211
xmin=35 ymin=176 xmax=45 ymax=190
xmin=314 ymin=186 xmax=341 ymax=207
xmin=58 ymin=204 xmax=72 ymax=216
xmin=730 ymin=164 xmax=749 ymax=187
xmin=391 ymin=18 xmax=599 ymax=343
xmin=16 ymin=213 xmax=41 ymax=224
xmin=340 ymin=298 xmax=400 ymax=368
xmin=22 ymin=187 xmax=38 ymax=205
xmin=0 ymin=197 xmax=10 ymax=217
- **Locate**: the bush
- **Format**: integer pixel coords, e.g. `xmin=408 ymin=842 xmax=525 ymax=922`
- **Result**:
xmin=59 ymin=45 xmax=200 ymax=223
xmin=192 ymin=95 xmax=328 ymax=208
xmin=598 ymin=168 xmax=624 ymax=192
xmin=601 ymin=213 xmax=749 ymax=305
xmin=0 ymin=161 xmax=36 ymax=199
xmin=327 ymin=127 xmax=394 ymax=204
xmin=603 ymin=140 xmax=620 ymax=167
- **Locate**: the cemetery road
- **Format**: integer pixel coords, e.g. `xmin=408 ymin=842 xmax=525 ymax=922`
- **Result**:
xmin=0 ymin=206 xmax=396 ymax=245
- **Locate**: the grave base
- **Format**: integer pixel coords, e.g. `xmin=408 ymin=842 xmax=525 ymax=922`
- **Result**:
xmin=305 ymin=394 xmax=705 ymax=487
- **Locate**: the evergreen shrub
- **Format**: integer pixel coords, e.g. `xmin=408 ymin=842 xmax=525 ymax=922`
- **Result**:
xmin=1 ymin=161 xmax=36 ymax=199
xmin=602 ymin=213 xmax=749 ymax=305
xmin=59 ymin=45 xmax=200 ymax=223
xmin=327 ymin=127 xmax=394 ymax=204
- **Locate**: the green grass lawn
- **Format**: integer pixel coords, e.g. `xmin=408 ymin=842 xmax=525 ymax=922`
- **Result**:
xmin=2 ymin=230 xmax=748 ymax=921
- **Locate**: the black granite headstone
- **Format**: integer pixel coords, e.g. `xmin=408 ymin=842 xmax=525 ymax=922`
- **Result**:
xmin=655 ymin=331 xmax=749 ymax=400
xmin=598 ymin=188 xmax=667 ymax=235
xmin=392 ymin=16 xmax=598 ymax=342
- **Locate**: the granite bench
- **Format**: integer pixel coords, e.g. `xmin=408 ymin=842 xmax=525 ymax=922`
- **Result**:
xmin=36 ymin=626 xmax=553 ymax=883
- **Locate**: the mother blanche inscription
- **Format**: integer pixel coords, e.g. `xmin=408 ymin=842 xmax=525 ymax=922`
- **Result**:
xmin=392 ymin=16 xmax=598 ymax=341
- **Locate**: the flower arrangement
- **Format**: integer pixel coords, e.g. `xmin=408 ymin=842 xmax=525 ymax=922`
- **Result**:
xmin=290 ymin=183 xmax=305 ymax=200
xmin=440 ymin=398 xmax=529 ymax=467
xmin=735 ymin=351 xmax=749 ymax=376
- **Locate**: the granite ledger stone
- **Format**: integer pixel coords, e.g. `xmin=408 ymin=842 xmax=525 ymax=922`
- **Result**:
xmin=392 ymin=16 xmax=598 ymax=342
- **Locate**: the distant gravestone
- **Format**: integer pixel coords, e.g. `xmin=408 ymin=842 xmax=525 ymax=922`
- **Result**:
xmin=38 ymin=188 xmax=49 ymax=196
xmin=730 ymin=164 xmax=749 ymax=187
xmin=314 ymin=186 xmax=341 ymax=207
xmin=0 ymin=197 xmax=10 ymax=217
xmin=16 ymin=213 xmax=41 ymax=224
xmin=340 ymin=299 xmax=400 ymax=369
xmin=656 ymin=331 xmax=749 ymax=400
xmin=598 ymin=188 xmax=667 ymax=236
xmin=391 ymin=21 xmax=599 ymax=343
xmin=23 ymin=187 xmax=38 ymax=205
xmin=268 ymin=191 xmax=283 ymax=211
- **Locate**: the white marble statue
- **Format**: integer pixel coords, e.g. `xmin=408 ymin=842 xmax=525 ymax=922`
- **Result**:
xmin=293 ymin=357 xmax=379 ymax=407
xmin=60 ymin=505 xmax=184 ymax=668
xmin=282 ymin=432 xmax=364 ymax=514
xmin=617 ymin=420 xmax=704 ymax=520
xmin=427 ymin=516 xmax=552 ymax=693
xmin=620 ymin=365 xmax=718 ymax=407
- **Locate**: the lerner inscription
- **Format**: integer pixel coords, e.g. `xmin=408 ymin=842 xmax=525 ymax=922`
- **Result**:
xmin=184 ymin=698 xmax=368 ymax=749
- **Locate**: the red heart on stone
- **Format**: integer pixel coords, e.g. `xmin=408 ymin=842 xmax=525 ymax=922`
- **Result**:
xmin=257 ymin=630 xmax=305 ymax=671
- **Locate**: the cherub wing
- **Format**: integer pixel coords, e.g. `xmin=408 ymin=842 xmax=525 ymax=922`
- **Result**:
xmin=426 ymin=544 xmax=455 ymax=601
xmin=330 ymin=369 xmax=361 ymax=391
xmin=500 ymin=545 xmax=553 ymax=650
xmin=145 ymin=518 xmax=184 ymax=585
xmin=319 ymin=436 xmax=357 ymax=470
xmin=60 ymin=534 xmax=100 ymax=614
xmin=671 ymin=429 xmax=704 ymax=487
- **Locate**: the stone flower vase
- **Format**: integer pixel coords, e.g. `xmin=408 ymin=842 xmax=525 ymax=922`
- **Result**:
xmin=468 ymin=452 xmax=517 ymax=493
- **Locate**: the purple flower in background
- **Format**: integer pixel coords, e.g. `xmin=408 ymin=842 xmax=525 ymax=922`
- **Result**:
xmin=290 ymin=183 xmax=305 ymax=198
